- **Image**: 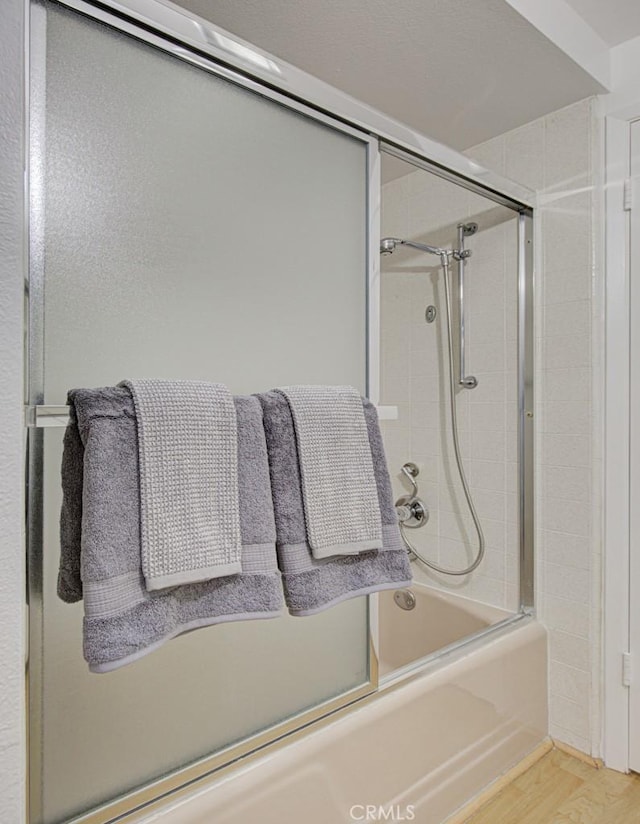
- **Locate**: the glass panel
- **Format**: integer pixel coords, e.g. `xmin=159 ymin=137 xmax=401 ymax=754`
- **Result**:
xmin=378 ymin=152 xmax=520 ymax=675
xmin=34 ymin=6 xmax=369 ymax=822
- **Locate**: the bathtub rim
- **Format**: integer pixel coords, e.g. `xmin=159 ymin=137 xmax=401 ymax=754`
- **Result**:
xmin=378 ymin=608 xmax=533 ymax=690
xmin=126 ymin=610 xmax=537 ymax=824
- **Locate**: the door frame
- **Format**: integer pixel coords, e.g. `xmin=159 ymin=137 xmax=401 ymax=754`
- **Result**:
xmin=603 ymin=95 xmax=640 ymax=772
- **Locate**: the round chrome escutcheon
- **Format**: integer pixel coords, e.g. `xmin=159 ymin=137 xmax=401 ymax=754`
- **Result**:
xmin=393 ymin=589 xmax=416 ymax=611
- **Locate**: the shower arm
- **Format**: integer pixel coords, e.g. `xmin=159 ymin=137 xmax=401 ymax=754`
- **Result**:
xmin=381 ymin=236 xmax=468 ymax=261
xmin=395 ymin=238 xmax=448 ymax=256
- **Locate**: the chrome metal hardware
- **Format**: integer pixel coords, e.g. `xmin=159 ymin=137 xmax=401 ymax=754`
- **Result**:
xmin=395 ymin=496 xmax=428 ymax=528
xmin=380 ymin=237 xmax=451 ymax=257
xmin=393 ymin=589 xmax=416 ymax=611
xmin=379 ymin=232 xmax=479 ymax=390
xmin=24 ymin=403 xmax=397 ymax=429
xmin=425 ymin=305 xmax=437 ymax=323
xmin=401 ymin=461 xmax=419 ymax=495
xmin=397 ymin=244 xmax=486 ymax=576
xmin=25 ymin=405 xmax=70 ymax=428
xmin=395 ymin=462 xmax=428 ymax=529
xmin=456 ymin=222 xmax=478 ymax=390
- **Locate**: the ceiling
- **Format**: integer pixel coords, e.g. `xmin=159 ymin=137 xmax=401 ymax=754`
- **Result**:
xmin=564 ymin=0 xmax=640 ymax=47
xmin=174 ymin=0 xmax=604 ymax=155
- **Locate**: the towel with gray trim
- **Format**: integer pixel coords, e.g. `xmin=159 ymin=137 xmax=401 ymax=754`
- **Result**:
xmin=257 ymin=390 xmax=412 ymax=616
xmin=119 ymin=379 xmax=242 ymax=590
xmin=276 ymin=385 xmax=383 ymax=558
xmin=58 ymin=386 xmax=283 ymax=672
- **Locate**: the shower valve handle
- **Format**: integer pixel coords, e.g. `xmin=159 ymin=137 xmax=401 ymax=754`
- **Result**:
xmin=396 ymin=463 xmax=428 ymax=528
xmin=395 ymin=496 xmax=428 ymax=528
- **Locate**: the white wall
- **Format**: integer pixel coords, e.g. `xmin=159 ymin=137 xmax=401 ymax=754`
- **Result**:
xmin=0 ymin=0 xmax=27 ymax=822
xmin=380 ymin=97 xmax=603 ymax=756
xmin=471 ymin=98 xmax=603 ymax=755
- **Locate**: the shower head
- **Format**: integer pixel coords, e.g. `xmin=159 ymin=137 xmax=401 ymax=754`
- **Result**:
xmin=380 ymin=236 xmax=449 ymax=258
xmin=380 ymin=237 xmax=399 ymax=255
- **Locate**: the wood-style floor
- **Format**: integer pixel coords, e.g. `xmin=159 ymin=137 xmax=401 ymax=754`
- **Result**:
xmin=464 ymin=749 xmax=640 ymax=824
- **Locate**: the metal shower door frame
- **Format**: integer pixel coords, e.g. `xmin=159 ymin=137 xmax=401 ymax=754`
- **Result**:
xmin=377 ymin=141 xmax=535 ymax=613
xmin=26 ymin=4 xmax=380 ymax=823
xmin=25 ymin=1 xmax=535 ymax=822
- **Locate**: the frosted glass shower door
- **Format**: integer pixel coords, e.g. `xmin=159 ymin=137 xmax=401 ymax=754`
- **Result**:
xmin=29 ymin=5 xmax=372 ymax=823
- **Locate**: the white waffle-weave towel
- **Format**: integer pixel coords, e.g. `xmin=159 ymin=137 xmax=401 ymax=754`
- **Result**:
xmin=120 ymin=379 xmax=242 ymax=590
xmin=277 ymin=385 xmax=383 ymax=559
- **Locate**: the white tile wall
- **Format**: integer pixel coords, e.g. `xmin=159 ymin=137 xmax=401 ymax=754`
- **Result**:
xmin=380 ymin=97 xmax=602 ymax=756
xmin=380 ymin=167 xmax=520 ymax=612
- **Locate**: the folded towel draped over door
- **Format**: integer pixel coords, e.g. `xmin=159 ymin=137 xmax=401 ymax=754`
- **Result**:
xmin=258 ymin=390 xmax=412 ymax=616
xmin=277 ymin=385 xmax=383 ymax=559
xmin=58 ymin=387 xmax=282 ymax=673
xmin=58 ymin=380 xmax=411 ymax=669
xmin=119 ymin=379 xmax=242 ymax=590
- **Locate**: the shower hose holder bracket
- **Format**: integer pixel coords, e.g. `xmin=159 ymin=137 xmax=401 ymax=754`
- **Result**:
xmin=459 ymin=375 xmax=478 ymax=389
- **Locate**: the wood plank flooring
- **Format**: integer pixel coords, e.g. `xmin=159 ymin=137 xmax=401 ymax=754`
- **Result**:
xmin=464 ymin=749 xmax=640 ymax=824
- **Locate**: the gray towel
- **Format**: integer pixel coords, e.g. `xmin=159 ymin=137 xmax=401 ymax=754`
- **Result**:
xmin=277 ymin=385 xmax=383 ymax=558
xmin=119 ymin=379 xmax=242 ymax=589
xmin=58 ymin=387 xmax=282 ymax=673
xmin=257 ymin=391 xmax=412 ymax=616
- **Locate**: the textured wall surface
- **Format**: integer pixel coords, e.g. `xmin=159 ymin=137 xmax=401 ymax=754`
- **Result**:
xmin=0 ymin=1 xmax=27 ymax=822
xmin=380 ymin=97 xmax=602 ymax=756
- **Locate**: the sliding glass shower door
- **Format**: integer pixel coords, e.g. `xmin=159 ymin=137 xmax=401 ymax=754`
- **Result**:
xmin=28 ymin=4 xmax=374 ymax=822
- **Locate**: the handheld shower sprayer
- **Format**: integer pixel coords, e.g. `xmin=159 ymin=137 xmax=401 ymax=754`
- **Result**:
xmin=380 ymin=234 xmax=485 ymax=577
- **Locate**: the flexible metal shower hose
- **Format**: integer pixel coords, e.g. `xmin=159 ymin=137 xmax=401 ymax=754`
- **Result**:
xmin=399 ymin=254 xmax=486 ymax=575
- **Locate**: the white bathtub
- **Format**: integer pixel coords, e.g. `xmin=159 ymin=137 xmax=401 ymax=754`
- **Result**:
xmin=136 ymin=586 xmax=547 ymax=824
xmin=378 ymin=584 xmax=514 ymax=676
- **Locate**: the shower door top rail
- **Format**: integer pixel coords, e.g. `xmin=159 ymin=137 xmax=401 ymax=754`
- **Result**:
xmin=57 ymin=0 xmax=535 ymax=213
